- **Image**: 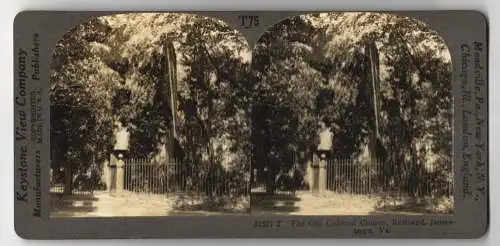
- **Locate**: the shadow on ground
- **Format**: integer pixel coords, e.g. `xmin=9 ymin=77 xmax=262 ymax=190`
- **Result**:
xmin=166 ymin=194 xmax=251 ymax=216
xmin=50 ymin=192 xmax=99 ymax=217
xmin=250 ymin=191 xmax=301 ymax=215
xmin=371 ymin=195 xmax=454 ymax=215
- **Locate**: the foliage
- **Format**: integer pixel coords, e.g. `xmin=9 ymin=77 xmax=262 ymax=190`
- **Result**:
xmin=51 ymin=13 xmax=453 ymax=205
xmin=250 ymin=12 xmax=452 ymax=198
xmin=50 ymin=18 xmax=120 ymax=185
xmin=251 ymin=16 xmax=324 ymax=191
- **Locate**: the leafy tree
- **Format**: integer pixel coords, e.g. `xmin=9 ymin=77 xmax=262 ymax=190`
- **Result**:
xmin=99 ymin=14 xmax=252 ymax=203
xmin=251 ymin=16 xmax=324 ymax=193
xmin=174 ymin=15 xmax=252 ymax=199
xmin=51 ymin=12 xmax=452 ymax=210
xmin=251 ymin=12 xmax=452 ymax=200
xmin=316 ymin=13 xmax=452 ymax=197
xmin=50 ymin=17 xmax=121 ymax=193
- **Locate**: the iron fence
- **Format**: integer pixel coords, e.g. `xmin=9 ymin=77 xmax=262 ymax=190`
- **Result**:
xmin=123 ymin=158 xmax=250 ymax=197
xmin=50 ymin=156 xmax=453 ymax=199
xmin=325 ymin=158 xmax=454 ymax=197
xmin=250 ymin=157 xmax=454 ymax=198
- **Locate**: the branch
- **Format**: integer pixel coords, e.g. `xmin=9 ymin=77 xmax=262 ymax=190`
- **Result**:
xmin=200 ymin=42 xmax=239 ymax=87
xmin=394 ymin=29 xmax=429 ymax=80
xmin=200 ymin=41 xmax=254 ymax=112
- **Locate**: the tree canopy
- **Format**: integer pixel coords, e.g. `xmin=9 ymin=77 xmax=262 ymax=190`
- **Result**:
xmin=250 ymin=13 xmax=452 ymax=196
xmin=50 ymin=12 xmax=452 ymax=200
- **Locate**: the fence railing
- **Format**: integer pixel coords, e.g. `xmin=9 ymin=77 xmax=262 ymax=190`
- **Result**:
xmin=325 ymin=158 xmax=454 ymax=197
xmin=124 ymin=158 xmax=249 ymax=197
xmin=250 ymin=157 xmax=454 ymax=198
xmin=51 ymin=156 xmax=453 ymax=199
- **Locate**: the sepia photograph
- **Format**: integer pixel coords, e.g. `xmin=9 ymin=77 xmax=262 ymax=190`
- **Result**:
xmin=49 ymin=12 xmax=454 ymax=218
xmin=249 ymin=12 xmax=454 ymax=216
xmin=49 ymin=13 xmax=252 ymax=217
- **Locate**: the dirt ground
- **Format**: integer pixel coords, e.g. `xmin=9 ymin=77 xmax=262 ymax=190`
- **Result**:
xmin=250 ymin=190 xmax=453 ymax=215
xmin=251 ymin=191 xmax=380 ymax=215
xmin=51 ymin=190 xmax=453 ymax=217
xmin=50 ymin=191 xmax=250 ymax=217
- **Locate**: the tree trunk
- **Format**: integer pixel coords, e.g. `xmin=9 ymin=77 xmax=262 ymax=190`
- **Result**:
xmin=367 ymin=41 xmax=381 ymax=138
xmin=266 ymin=163 xmax=275 ymax=195
xmin=163 ymin=40 xmax=178 ymax=161
xmin=369 ymin=131 xmax=378 ymax=185
xmin=63 ymin=161 xmax=72 ymax=195
xmin=366 ymin=41 xmax=382 ymax=189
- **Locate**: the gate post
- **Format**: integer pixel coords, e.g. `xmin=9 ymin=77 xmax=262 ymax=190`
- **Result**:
xmin=318 ymin=153 xmax=327 ymax=197
xmin=316 ymin=122 xmax=332 ymax=197
xmin=111 ymin=121 xmax=129 ymax=193
xmin=108 ymin=153 xmax=117 ymax=192
xmin=115 ymin=154 xmax=125 ymax=193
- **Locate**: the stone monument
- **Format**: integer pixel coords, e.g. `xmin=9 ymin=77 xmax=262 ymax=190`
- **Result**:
xmin=313 ymin=122 xmax=333 ymax=197
xmin=107 ymin=121 xmax=130 ymax=193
